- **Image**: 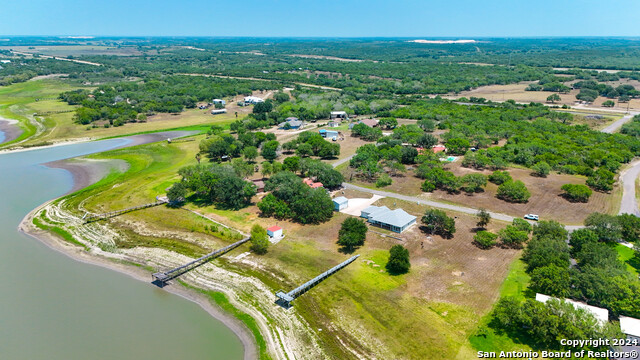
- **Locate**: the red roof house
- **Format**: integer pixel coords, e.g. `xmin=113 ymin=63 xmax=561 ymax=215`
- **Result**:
xmin=432 ymin=145 xmax=446 ymax=153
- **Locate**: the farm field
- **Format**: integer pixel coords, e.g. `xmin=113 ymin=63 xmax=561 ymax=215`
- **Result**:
xmin=447 ymin=81 xmax=640 ymax=113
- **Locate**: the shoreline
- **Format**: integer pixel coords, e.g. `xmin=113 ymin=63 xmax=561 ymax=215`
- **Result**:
xmin=0 ymin=116 xmax=22 ymax=145
xmin=17 ymin=145 xmax=258 ymax=360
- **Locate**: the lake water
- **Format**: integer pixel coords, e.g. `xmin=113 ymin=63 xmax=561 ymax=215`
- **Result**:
xmin=0 ymin=138 xmax=243 ymax=359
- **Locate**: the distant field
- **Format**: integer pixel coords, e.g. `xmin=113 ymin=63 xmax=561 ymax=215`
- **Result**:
xmin=447 ymin=81 xmax=640 ymax=113
xmin=0 ymin=45 xmax=142 ymax=57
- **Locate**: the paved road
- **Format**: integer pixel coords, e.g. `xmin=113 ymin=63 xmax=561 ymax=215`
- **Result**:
xmin=331 ymin=154 xmax=354 ymax=169
xmin=601 ymin=112 xmax=638 ymax=134
xmin=343 ymin=182 xmax=585 ymax=230
xmin=619 ymin=159 xmax=640 ymax=216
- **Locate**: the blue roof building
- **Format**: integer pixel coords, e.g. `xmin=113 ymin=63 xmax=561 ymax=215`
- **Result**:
xmin=333 ymin=196 xmax=349 ymax=211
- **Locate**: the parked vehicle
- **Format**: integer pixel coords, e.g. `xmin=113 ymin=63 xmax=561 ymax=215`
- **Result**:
xmin=524 ymin=214 xmax=539 ymax=221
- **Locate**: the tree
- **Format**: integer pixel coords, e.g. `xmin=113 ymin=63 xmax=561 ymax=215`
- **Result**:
xmin=386 ymin=245 xmax=410 ymax=275
xmin=488 ymin=170 xmax=512 ymax=185
xmin=400 ymin=147 xmax=418 ymax=164
xmin=296 ymin=143 xmax=313 ymax=157
xmin=569 ymin=228 xmax=599 ymax=256
xmin=461 ymin=173 xmax=487 ymax=193
xmin=529 ymin=265 xmax=571 ymax=297
xmin=531 ymin=161 xmax=551 ymax=177
xmin=260 ymin=161 xmax=272 ymax=178
xmin=257 ymin=193 xmax=291 ymax=219
xmin=417 ymin=119 xmax=436 ymax=132
xmin=289 ymin=188 xmax=334 ymax=224
xmin=561 ymin=184 xmax=592 ymax=202
xmin=584 ymin=212 xmax=622 ymax=243
xmin=416 ymin=133 xmax=438 ymax=148
xmin=602 ymin=100 xmax=615 ymax=107
xmin=243 ymin=146 xmax=258 ymax=162
xmin=499 ymin=225 xmax=529 ymax=248
xmin=445 ymin=138 xmax=470 ymax=155
xmin=230 ymin=158 xmax=254 ymax=179
xmin=474 ymin=230 xmax=498 ymax=249
xmin=476 ymin=209 xmax=491 ymax=229
xmin=546 ymin=93 xmax=561 ymax=104
xmin=337 ymin=217 xmax=368 ymax=252
xmin=167 ymin=182 xmax=188 ymax=205
xmin=497 ymin=180 xmax=530 ymax=203
xmin=512 ymin=218 xmax=532 ymax=233
xmin=283 ymin=156 xmax=300 ymax=173
xmin=587 ymin=168 xmax=615 ymax=192
xmin=379 ymin=117 xmax=398 ymax=129
xmin=250 ymin=224 xmax=269 ymax=254
xmin=421 ymin=209 xmax=456 ymax=238
xmin=261 ymin=140 xmax=279 ymax=161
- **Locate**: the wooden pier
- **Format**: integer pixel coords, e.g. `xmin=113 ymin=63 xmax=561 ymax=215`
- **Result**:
xmin=83 ymin=197 xmax=168 ymax=223
xmin=275 ymin=255 xmax=360 ymax=309
xmin=152 ymin=237 xmax=250 ymax=286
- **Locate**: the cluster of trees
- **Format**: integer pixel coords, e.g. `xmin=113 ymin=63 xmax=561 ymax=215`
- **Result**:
xmin=621 ymin=114 xmax=640 ymax=137
xmin=574 ymin=80 xmax=639 ymax=103
xmin=200 ymin=130 xmax=276 ymax=162
xmin=283 ymin=132 xmax=340 ymax=159
xmin=257 ymin=171 xmax=334 ymax=224
xmin=351 ymin=123 xmax=383 ymax=141
xmin=474 ymin=218 xmax=532 ymax=249
xmin=337 ymin=217 xmax=368 ymax=252
xmin=391 ymin=99 xmax=640 ymax=190
xmin=61 ymin=75 xmax=276 ymax=125
xmin=492 ymin=297 xmax=621 ymax=351
xmin=258 ymin=156 xmax=343 ymax=189
xmin=167 ymin=163 xmax=257 ymax=210
xmin=521 ymin=217 xmax=640 ymax=317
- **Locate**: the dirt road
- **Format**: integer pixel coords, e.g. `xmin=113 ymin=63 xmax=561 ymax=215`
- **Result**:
xmin=600 ymin=111 xmax=638 ymax=134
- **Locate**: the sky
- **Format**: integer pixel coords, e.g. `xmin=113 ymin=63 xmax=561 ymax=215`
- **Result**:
xmin=1 ymin=0 xmax=640 ymax=38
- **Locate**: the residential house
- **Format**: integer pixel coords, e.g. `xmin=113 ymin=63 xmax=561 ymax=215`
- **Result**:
xmin=278 ymin=117 xmax=303 ymax=130
xmin=360 ymin=206 xmax=417 ymax=233
xmin=303 ymin=178 xmax=323 ymax=189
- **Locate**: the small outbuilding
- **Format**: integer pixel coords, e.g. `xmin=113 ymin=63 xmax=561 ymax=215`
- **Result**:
xmin=267 ymin=226 xmax=283 ymax=239
xmin=319 ymin=129 xmax=339 ymax=139
xmin=358 ymin=119 xmax=379 ymax=128
xmin=360 ymin=206 xmax=416 ymax=233
xmin=244 ymin=96 xmax=264 ymax=105
xmin=327 ymin=121 xmax=340 ymax=128
xmin=330 ymin=111 xmax=348 ymax=120
xmin=333 ymin=196 xmax=349 ymax=211
xmin=212 ymin=99 xmax=226 ymax=105
xmin=432 ymin=145 xmax=447 ymax=153
xmin=211 ymin=109 xmax=227 ymax=115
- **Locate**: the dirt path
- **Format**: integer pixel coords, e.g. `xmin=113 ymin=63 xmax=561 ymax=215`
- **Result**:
xmin=10 ymin=50 xmax=102 ymax=66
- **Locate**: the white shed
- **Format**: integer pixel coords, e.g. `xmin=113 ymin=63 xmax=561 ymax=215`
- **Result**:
xmin=333 ymin=197 xmax=348 ymax=211
xmin=267 ymin=225 xmax=283 ymax=238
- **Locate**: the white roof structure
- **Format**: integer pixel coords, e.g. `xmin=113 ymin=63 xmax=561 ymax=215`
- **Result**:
xmin=0 ymin=59 xmax=11 ymax=64
xmin=361 ymin=206 xmax=416 ymax=229
xmin=333 ymin=196 xmax=348 ymax=205
xmin=244 ymin=96 xmax=264 ymax=104
xmin=331 ymin=111 xmax=347 ymax=115
xmin=535 ymin=293 xmax=609 ymax=325
xmin=620 ymin=316 xmax=640 ymax=338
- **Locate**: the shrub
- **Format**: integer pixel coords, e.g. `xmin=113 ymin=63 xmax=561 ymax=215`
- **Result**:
xmin=375 ymin=173 xmax=393 ymax=188
xmin=499 ymin=225 xmax=529 ymax=248
xmin=474 ymin=231 xmax=498 ymax=249
xmin=250 ymin=225 xmax=269 ymax=254
xmin=421 ymin=209 xmax=456 ymax=238
xmin=488 ymin=170 xmax=512 ymax=185
xmin=561 ymin=184 xmax=592 ymax=202
xmin=531 ymin=161 xmax=551 ymax=177
xmin=497 ymin=180 xmax=531 ymax=203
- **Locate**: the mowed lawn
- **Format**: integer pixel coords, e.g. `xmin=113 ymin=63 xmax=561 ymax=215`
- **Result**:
xmin=57 ymin=135 xmax=529 ymax=359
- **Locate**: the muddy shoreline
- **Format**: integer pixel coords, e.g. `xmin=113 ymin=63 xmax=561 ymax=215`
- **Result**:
xmin=0 ymin=117 xmax=22 ymax=144
xmin=17 ymin=138 xmax=258 ymax=360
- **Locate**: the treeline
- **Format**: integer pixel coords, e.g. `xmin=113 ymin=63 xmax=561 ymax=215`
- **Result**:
xmin=485 ymin=217 xmax=640 ymax=352
xmin=0 ymin=57 xmax=100 ymax=86
xmin=60 ymin=75 xmax=278 ymax=125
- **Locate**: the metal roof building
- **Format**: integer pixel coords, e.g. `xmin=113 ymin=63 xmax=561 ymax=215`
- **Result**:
xmin=333 ymin=196 xmax=348 ymax=211
xmin=535 ymin=293 xmax=609 ymax=325
xmin=360 ymin=206 xmax=416 ymax=233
